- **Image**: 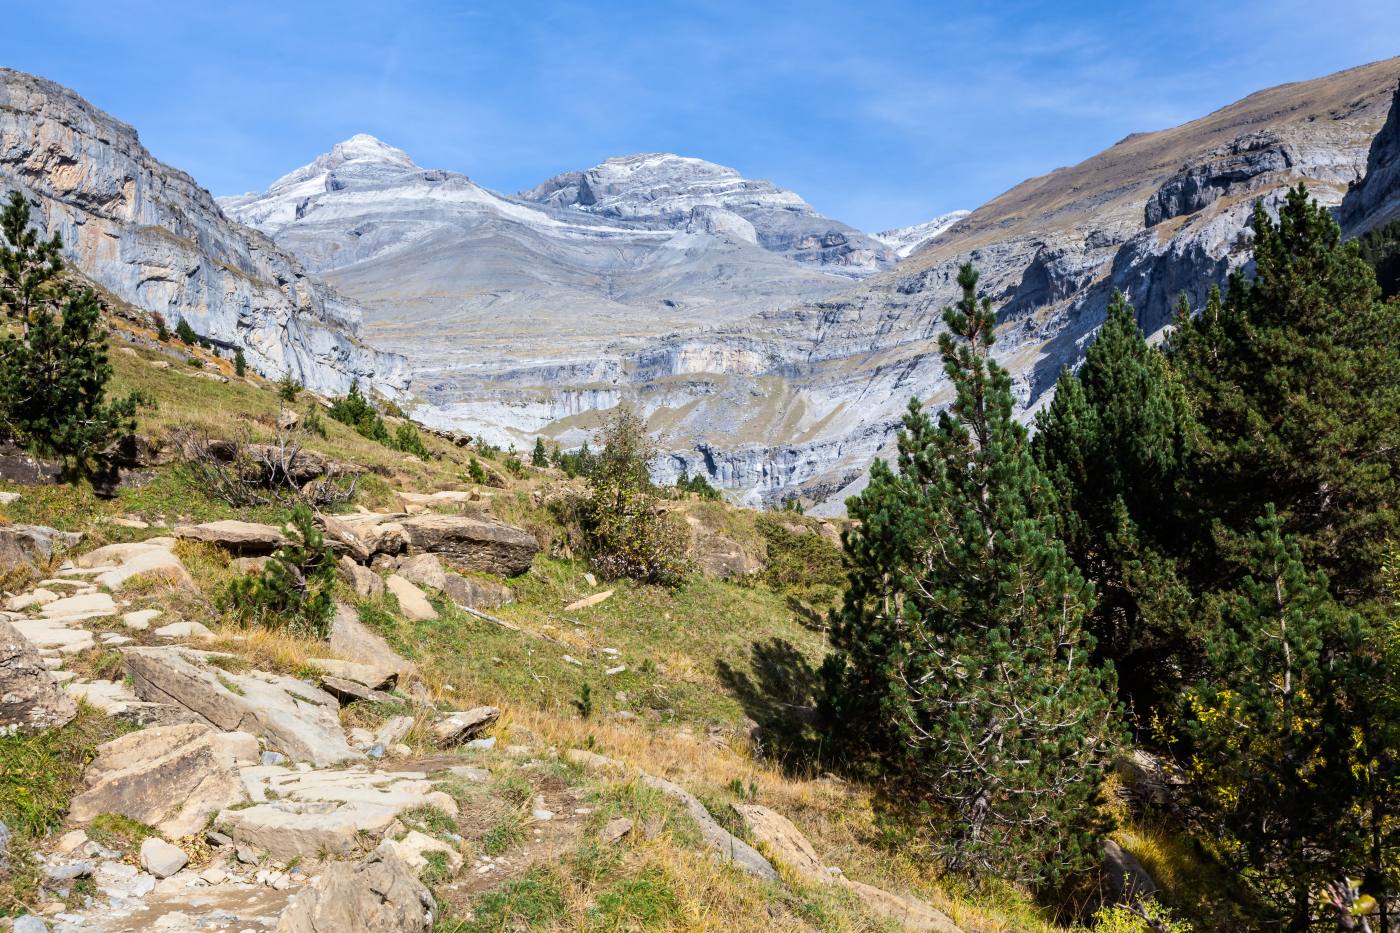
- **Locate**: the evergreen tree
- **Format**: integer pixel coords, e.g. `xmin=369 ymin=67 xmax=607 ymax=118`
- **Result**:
xmin=174 ymin=317 xmax=197 ymax=344
xmin=234 ymin=347 xmax=246 ymax=377
xmin=823 ymin=264 xmax=1117 ymax=886
xmin=531 ymin=435 xmax=548 ymax=468
xmin=1170 ymin=186 xmax=1400 ymax=607
xmin=0 ymin=191 xmax=140 ymax=468
xmin=1034 ymin=291 xmax=1195 ymax=722
xmin=219 ymin=504 xmax=336 ymax=637
xmin=276 ymin=373 xmax=302 ymax=403
xmin=1186 ymin=508 xmax=1369 ymax=930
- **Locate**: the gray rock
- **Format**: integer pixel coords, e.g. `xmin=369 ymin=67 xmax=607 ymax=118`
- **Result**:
xmin=68 ymin=722 xmax=253 ymax=839
xmin=337 ymin=555 xmax=384 ymax=599
xmin=0 ymin=524 xmax=81 ymax=574
xmin=40 ymin=860 xmax=92 ymax=882
xmin=261 ymin=750 xmax=287 ymax=766
xmin=139 ymin=837 xmax=188 ymax=878
xmin=431 ymin=707 xmax=499 ymax=746
xmin=328 ymin=602 xmax=415 ymax=681
xmin=1101 ymin=839 xmax=1157 ymax=908
xmin=13 ymin=916 xmax=47 ymax=933
xmin=171 ymin=520 xmax=288 ymax=554
xmin=0 ymin=617 xmax=78 ymax=734
xmin=0 ymin=819 xmax=8 ymax=869
xmin=398 ymin=514 xmax=539 ymax=576
xmin=0 ymin=69 xmax=406 ymax=396
xmin=273 ymin=846 xmax=433 ymax=932
xmin=122 ymin=646 xmax=360 ymax=767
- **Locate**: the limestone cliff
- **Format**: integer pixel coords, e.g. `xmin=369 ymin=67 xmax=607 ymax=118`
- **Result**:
xmin=0 ymin=70 xmax=406 ymax=396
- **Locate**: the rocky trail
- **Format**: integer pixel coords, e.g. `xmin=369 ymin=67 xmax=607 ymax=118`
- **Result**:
xmin=0 ymin=494 xmax=955 ymax=932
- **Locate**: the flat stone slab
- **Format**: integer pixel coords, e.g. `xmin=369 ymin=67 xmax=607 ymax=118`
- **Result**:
xmin=385 ymin=574 xmax=437 ymax=621
xmin=218 ymin=765 xmax=458 ymax=862
xmin=11 ymin=617 xmax=95 ymax=654
xmin=41 ymin=591 xmax=117 ymax=619
xmin=172 ymin=521 xmax=288 ymax=554
xmin=123 ymin=646 xmax=361 ymax=767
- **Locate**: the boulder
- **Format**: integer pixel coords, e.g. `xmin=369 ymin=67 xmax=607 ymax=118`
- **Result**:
xmin=321 ymin=516 xmax=372 ymax=563
xmin=328 ymin=602 xmax=415 ymax=680
xmin=0 ymin=523 xmax=81 ymax=574
xmin=76 ymin=538 xmax=193 ymax=592
xmin=1101 ymin=839 xmax=1158 ymax=908
xmin=431 ymin=707 xmax=499 ymax=746
xmin=381 ymin=830 xmax=462 ymax=876
xmin=1114 ymin=749 xmax=1188 ymax=807
xmin=172 ymin=520 xmax=288 ymax=554
xmin=440 ymin=573 xmax=513 ymax=610
xmin=338 ymin=556 xmax=384 ymax=598
xmin=139 ymin=837 xmax=188 ymax=878
xmin=0 ymin=618 xmax=77 ymax=734
xmin=397 ymin=553 xmax=512 ymax=609
xmin=398 ymin=514 xmax=538 ymax=576
xmin=10 ymin=617 xmax=95 ymax=654
xmin=69 ymin=722 xmax=253 ymax=838
xmin=275 ymin=847 xmax=433 ymax=933
xmin=375 ymin=715 xmax=415 ymax=748
xmin=122 ymin=646 xmax=360 ymax=766
xmin=385 ymin=574 xmax=438 ymax=621
xmin=307 ymin=658 xmax=397 ymax=691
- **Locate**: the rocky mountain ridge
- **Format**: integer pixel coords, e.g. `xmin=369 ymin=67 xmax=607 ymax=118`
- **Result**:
xmin=0 ymin=70 xmax=406 ymax=396
xmin=436 ymin=57 xmax=1400 ymax=512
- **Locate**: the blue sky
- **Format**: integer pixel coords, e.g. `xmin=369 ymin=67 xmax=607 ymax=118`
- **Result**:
xmin=4 ymin=1 xmax=1397 ymax=231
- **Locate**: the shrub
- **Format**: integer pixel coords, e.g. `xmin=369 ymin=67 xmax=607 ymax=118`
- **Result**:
xmin=328 ymin=378 xmax=392 ymax=445
xmin=391 ymin=422 xmax=430 ymax=458
xmin=674 ymin=469 xmax=721 ymax=500
xmin=575 ymin=406 xmax=689 ymax=586
xmin=219 ymin=504 xmax=336 ymax=637
xmin=152 ymin=311 xmax=169 ymax=341
xmin=504 ymin=448 xmax=526 ymax=478
xmin=174 ymin=317 xmax=198 ymax=344
xmin=301 ymin=404 xmax=327 ymax=439
xmin=755 ymin=514 xmax=844 ymax=596
xmin=468 ymin=457 xmax=488 ymax=485
xmin=276 ymin=373 xmax=302 ymax=403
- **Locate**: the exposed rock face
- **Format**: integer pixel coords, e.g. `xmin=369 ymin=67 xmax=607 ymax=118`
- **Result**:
xmin=123 ymin=646 xmax=361 ymax=766
xmin=274 ymin=847 xmax=434 ymax=933
xmin=521 ymin=152 xmax=896 ymax=276
xmin=486 ymin=56 xmax=1400 ymax=512
xmin=0 ymin=523 xmax=81 ymax=574
xmin=1343 ymin=79 xmax=1400 ymax=233
xmin=69 ymin=722 xmax=254 ymax=838
xmin=0 ymin=617 xmax=77 ymax=734
xmin=0 ymin=69 xmax=406 ymax=396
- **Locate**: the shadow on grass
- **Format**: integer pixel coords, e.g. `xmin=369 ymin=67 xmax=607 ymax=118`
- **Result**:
xmin=716 ymin=637 xmax=824 ymax=773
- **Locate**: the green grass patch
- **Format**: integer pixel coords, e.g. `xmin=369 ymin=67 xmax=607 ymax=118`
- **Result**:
xmin=589 ymin=864 xmax=682 ymax=929
xmin=480 ymin=808 xmax=529 ymax=856
xmin=86 ymin=813 xmax=156 ymax=853
xmin=443 ymin=868 xmax=568 ymax=932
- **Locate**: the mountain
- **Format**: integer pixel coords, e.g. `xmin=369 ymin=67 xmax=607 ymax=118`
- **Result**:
xmin=218 ymin=141 xmax=898 ymax=416
xmin=872 ymin=210 xmax=971 ymax=258
xmin=623 ymin=57 xmax=1400 ymax=511
xmin=519 ymin=152 xmax=897 ymax=276
xmin=0 ymin=70 xmax=404 ymax=396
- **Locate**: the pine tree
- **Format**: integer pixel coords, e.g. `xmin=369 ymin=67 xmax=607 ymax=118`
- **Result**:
xmin=174 ymin=317 xmax=197 ymax=344
xmin=823 ymin=264 xmax=1118 ymax=886
xmin=1033 ymin=291 xmax=1195 ymax=722
xmin=219 ymin=504 xmax=336 ymax=637
xmin=531 ymin=436 xmax=548 ymax=468
xmin=1186 ymin=507 xmax=1369 ymax=930
xmin=1171 ymin=186 xmax=1400 ymax=606
xmin=234 ymin=347 xmax=246 ymax=377
xmin=0 ymin=191 xmax=140 ymax=469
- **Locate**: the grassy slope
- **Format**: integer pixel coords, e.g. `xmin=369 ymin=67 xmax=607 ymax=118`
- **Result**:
xmin=0 ymin=329 xmax=1190 ymax=932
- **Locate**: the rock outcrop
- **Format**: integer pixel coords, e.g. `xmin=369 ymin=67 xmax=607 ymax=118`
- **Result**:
xmin=274 ymin=847 xmax=434 ymax=933
xmin=1343 ymin=79 xmax=1400 ymax=233
xmin=0 ymin=69 xmax=406 ymax=396
xmin=123 ymin=646 xmax=361 ymax=766
xmin=69 ymin=722 xmax=255 ymax=838
xmin=0 ymin=617 xmax=77 ymax=734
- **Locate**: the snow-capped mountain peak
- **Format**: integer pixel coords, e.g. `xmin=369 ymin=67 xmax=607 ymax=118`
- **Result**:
xmin=872 ymin=210 xmax=971 ymax=259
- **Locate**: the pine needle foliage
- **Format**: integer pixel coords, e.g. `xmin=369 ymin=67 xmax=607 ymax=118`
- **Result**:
xmin=220 ymin=504 xmax=336 ymax=637
xmin=0 ymin=191 xmax=141 ymax=470
xmin=822 ymin=263 xmax=1118 ymax=887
